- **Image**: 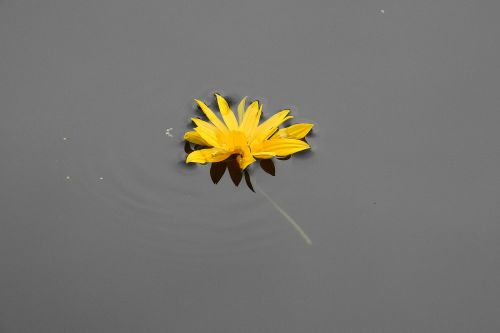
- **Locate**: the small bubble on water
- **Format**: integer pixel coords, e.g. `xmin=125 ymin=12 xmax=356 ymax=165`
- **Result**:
xmin=380 ymin=9 xmax=385 ymax=14
xmin=65 ymin=176 xmax=71 ymax=180
xmin=99 ymin=177 xmax=104 ymax=180
xmin=62 ymin=137 xmax=68 ymax=141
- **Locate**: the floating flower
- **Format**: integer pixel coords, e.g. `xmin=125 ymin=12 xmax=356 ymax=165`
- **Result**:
xmin=182 ymin=94 xmax=315 ymax=243
xmin=184 ymin=94 xmax=314 ymax=171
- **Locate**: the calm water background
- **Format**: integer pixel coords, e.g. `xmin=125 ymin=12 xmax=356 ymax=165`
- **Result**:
xmin=1 ymin=1 xmax=500 ymax=332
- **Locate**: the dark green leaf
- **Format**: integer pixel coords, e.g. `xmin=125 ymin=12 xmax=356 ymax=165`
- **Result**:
xmin=244 ymin=170 xmax=255 ymax=192
xmin=184 ymin=141 xmax=193 ymax=154
xmin=260 ymin=159 xmax=275 ymax=176
xmin=210 ymin=162 xmax=226 ymax=184
xmin=227 ymin=158 xmax=242 ymax=186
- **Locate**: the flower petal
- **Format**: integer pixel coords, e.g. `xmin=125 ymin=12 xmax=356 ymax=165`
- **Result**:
xmin=239 ymin=101 xmax=261 ymax=138
xmin=252 ymin=151 xmax=275 ymax=159
xmin=186 ymin=148 xmax=231 ymax=164
xmin=271 ymin=123 xmax=314 ymax=140
xmin=216 ymin=94 xmax=239 ymax=130
xmin=183 ymin=130 xmax=209 ymax=146
xmin=194 ymin=99 xmax=228 ymax=132
xmin=237 ymin=153 xmax=256 ymax=170
xmin=237 ymin=96 xmax=247 ymax=124
xmin=252 ymin=110 xmax=292 ymax=144
xmin=191 ymin=118 xmax=221 ymax=147
xmin=225 ymin=130 xmax=246 ymax=151
xmin=259 ymin=138 xmax=310 ymax=156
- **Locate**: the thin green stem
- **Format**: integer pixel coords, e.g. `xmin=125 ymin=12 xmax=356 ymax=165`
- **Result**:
xmin=255 ymin=184 xmax=312 ymax=245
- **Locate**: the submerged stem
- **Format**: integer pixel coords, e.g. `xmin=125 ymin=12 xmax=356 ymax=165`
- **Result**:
xmin=255 ymin=183 xmax=312 ymax=245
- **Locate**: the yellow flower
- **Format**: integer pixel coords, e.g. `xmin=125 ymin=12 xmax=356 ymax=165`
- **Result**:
xmin=184 ymin=94 xmax=314 ymax=170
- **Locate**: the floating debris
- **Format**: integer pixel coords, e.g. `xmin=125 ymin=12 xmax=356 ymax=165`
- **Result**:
xmin=165 ymin=128 xmax=173 ymax=138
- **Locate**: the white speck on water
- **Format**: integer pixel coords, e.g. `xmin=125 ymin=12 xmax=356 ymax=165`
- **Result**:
xmin=62 ymin=137 xmax=68 ymax=141
xmin=165 ymin=128 xmax=173 ymax=138
xmin=99 ymin=177 xmax=104 ymax=180
xmin=380 ymin=9 xmax=385 ymax=14
xmin=65 ymin=176 xmax=70 ymax=180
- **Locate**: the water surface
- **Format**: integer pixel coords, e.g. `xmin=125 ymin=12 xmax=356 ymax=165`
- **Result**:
xmin=1 ymin=1 xmax=500 ymax=332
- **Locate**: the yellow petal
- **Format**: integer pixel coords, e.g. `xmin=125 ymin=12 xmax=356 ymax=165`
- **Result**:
xmin=183 ymin=131 xmax=209 ymax=146
xmin=271 ymin=123 xmax=314 ymax=140
xmin=186 ymin=148 xmax=231 ymax=164
xmin=252 ymin=110 xmax=292 ymax=144
xmin=216 ymin=94 xmax=239 ymax=130
xmin=237 ymin=96 xmax=247 ymax=124
xmin=239 ymin=101 xmax=261 ymax=138
xmin=236 ymin=152 xmax=256 ymax=170
xmin=252 ymin=151 xmax=276 ymax=159
xmin=192 ymin=118 xmax=221 ymax=147
xmin=260 ymin=138 xmax=310 ymax=156
xmin=226 ymin=130 xmax=247 ymax=152
xmin=194 ymin=99 xmax=228 ymax=132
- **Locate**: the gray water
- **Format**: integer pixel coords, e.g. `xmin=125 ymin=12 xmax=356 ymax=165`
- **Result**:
xmin=2 ymin=1 xmax=500 ymax=332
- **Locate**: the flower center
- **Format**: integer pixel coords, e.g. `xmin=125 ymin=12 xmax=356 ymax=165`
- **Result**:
xmin=225 ymin=130 xmax=249 ymax=155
